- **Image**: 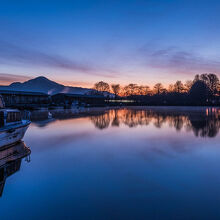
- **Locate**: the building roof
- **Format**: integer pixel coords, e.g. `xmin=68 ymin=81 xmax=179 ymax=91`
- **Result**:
xmin=0 ymin=90 xmax=48 ymax=96
xmin=0 ymin=109 xmax=20 ymax=113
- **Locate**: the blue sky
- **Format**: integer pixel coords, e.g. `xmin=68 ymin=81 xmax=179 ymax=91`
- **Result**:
xmin=1 ymin=0 xmax=220 ymax=87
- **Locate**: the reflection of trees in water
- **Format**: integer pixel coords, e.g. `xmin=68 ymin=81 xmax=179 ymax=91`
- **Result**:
xmin=90 ymin=108 xmax=220 ymax=138
xmin=153 ymin=115 xmax=166 ymax=128
xmin=91 ymin=109 xmax=151 ymax=129
xmin=111 ymin=110 xmax=120 ymax=127
xmin=167 ymin=115 xmax=187 ymax=131
xmin=123 ymin=110 xmax=151 ymax=127
xmin=189 ymin=113 xmax=220 ymax=137
xmin=90 ymin=113 xmax=111 ymax=129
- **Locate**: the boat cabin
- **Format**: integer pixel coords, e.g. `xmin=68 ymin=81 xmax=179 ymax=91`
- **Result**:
xmin=0 ymin=95 xmax=23 ymax=128
xmin=0 ymin=110 xmax=22 ymax=128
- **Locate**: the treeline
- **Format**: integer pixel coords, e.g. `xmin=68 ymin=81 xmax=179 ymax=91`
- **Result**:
xmin=93 ymin=73 xmax=220 ymax=105
xmin=94 ymin=73 xmax=220 ymax=96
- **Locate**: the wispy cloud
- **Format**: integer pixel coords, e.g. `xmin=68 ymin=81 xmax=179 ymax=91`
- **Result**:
xmin=138 ymin=44 xmax=220 ymax=75
xmin=0 ymin=40 xmax=92 ymax=71
xmin=0 ymin=73 xmax=31 ymax=85
xmin=0 ymin=40 xmax=118 ymax=78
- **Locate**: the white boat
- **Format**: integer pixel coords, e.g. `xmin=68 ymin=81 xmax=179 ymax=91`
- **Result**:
xmin=0 ymin=96 xmax=31 ymax=148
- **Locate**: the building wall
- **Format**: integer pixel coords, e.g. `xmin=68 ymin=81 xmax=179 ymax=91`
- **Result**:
xmin=0 ymin=93 xmax=49 ymax=109
xmin=51 ymin=94 xmax=106 ymax=107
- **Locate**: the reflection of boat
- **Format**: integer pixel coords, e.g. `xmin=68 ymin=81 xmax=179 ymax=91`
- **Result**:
xmin=0 ymin=95 xmax=31 ymax=148
xmin=48 ymin=111 xmax=53 ymax=119
xmin=0 ymin=141 xmax=31 ymax=197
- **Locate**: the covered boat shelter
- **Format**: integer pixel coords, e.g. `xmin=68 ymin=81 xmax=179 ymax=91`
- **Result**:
xmin=0 ymin=90 xmax=49 ymax=109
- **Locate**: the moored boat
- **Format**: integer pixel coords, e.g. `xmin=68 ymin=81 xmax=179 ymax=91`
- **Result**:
xmin=0 ymin=95 xmax=31 ymax=148
xmin=0 ymin=141 xmax=31 ymax=197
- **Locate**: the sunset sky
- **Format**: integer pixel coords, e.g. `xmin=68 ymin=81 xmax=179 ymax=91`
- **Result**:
xmin=1 ymin=0 xmax=220 ymax=88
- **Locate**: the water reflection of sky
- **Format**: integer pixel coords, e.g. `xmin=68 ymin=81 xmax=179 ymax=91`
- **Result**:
xmin=1 ymin=107 xmax=220 ymax=219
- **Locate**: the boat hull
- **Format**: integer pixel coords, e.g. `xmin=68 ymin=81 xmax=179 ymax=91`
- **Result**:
xmin=0 ymin=121 xmax=30 ymax=148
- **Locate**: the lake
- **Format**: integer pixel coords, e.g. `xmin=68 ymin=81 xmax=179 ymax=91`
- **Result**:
xmin=1 ymin=107 xmax=220 ymax=220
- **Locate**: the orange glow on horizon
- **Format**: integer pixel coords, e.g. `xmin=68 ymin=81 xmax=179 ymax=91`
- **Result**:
xmin=60 ymin=80 xmax=94 ymax=88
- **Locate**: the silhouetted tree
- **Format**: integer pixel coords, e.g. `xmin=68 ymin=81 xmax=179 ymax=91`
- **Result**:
xmin=184 ymin=80 xmax=193 ymax=92
xmin=111 ymin=84 xmax=120 ymax=97
xmin=208 ymin=73 xmax=220 ymax=94
xmin=94 ymin=81 xmax=110 ymax=92
xmin=189 ymin=80 xmax=211 ymax=104
xmin=201 ymin=73 xmax=219 ymax=95
xmin=137 ymin=85 xmax=150 ymax=95
xmin=168 ymin=84 xmax=174 ymax=92
xmin=193 ymin=74 xmax=200 ymax=83
xmin=193 ymin=73 xmax=220 ymax=95
xmin=123 ymin=84 xmax=138 ymax=96
xmin=153 ymin=83 xmax=163 ymax=95
xmin=174 ymin=81 xmax=184 ymax=93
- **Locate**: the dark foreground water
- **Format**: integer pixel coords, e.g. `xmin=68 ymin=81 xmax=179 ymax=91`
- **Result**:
xmin=1 ymin=107 xmax=220 ymax=220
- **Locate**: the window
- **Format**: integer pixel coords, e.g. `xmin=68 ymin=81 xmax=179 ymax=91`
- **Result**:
xmin=0 ymin=112 xmax=4 ymax=127
xmin=6 ymin=112 xmax=21 ymax=123
xmin=0 ymin=96 xmax=4 ymax=108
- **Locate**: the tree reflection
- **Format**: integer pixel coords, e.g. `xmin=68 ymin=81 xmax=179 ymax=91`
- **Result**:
xmin=111 ymin=110 xmax=120 ymax=127
xmin=90 ymin=113 xmax=111 ymax=129
xmin=189 ymin=111 xmax=220 ymax=137
xmin=90 ymin=108 xmax=220 ymax=138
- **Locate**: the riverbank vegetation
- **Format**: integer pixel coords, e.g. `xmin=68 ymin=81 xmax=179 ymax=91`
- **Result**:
xmin=93 ymin=73 xmax=220 ymax=105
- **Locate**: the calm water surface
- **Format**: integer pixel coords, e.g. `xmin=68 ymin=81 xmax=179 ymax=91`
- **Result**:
xmin=1 ymin=107 xmax=220 ymax=220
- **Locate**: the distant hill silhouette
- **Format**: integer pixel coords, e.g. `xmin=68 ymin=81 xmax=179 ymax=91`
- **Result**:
xmin=0 ymin=76 xmax=93 ymax=95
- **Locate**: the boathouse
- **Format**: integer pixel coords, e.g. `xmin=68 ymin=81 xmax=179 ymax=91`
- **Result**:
xmin=0 ymin=90 xmax=49 ymax=109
